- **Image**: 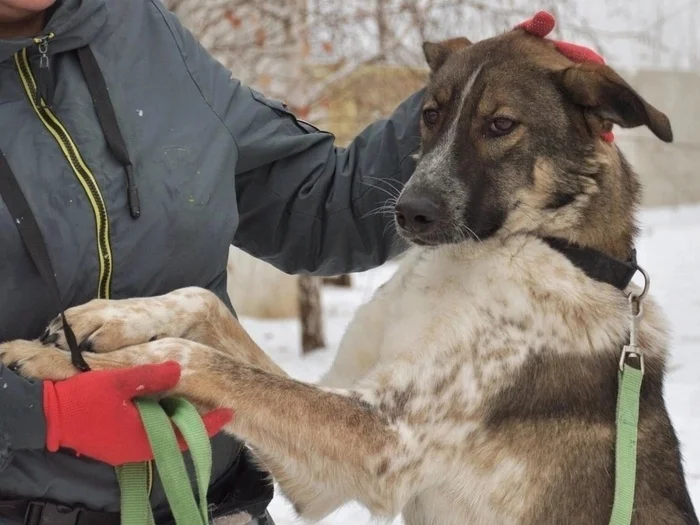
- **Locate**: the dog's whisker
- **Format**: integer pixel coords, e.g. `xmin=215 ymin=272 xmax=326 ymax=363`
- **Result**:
xmin=357 ymin=180 xmax=402 ymax=202
xmin=363 ymin=175 xmax=407 ymax=194
xmin=382 ymin=219 xmax=398 ymax=239
xmin=361 ymin=197 xmax=399 ymax=220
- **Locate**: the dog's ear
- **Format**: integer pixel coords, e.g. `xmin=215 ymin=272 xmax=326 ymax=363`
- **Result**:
xmin=422 ymin=37 xmax=472 ymax=73
xmin=558 ymin=62 xmax=673 ymax=143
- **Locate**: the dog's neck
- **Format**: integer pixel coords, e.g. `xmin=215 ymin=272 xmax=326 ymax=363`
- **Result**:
xmin=557 ymin=146 xmax=640 ymax=262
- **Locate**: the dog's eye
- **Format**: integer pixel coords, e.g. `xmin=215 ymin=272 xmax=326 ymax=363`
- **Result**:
xmin=489 ymin=117 xmax=516 ymax=135
xmin=423 ymin=109 xmax=439 ymax=126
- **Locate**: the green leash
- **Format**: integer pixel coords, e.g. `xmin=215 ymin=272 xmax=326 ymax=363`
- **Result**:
xmin=117 ymin=462 xmax=155 ymax=525
xmin=608 ymin=293 xmax=646 ymax=525
xmin=609 ymin=353 xmax=643 ymax=524
xmin=160 ymin=397 xmax=213 ymax=523
xmin=117 ymin=398 xmax=213 ymax=525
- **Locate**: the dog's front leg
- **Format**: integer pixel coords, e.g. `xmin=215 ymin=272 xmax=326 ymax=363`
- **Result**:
xmin=31 ymin=339 xmax=444 ymax=521
xmin=3 ymin=339 xmax=457 ymax=522
xmin=166 ymin=354 xmax=455 ymax=521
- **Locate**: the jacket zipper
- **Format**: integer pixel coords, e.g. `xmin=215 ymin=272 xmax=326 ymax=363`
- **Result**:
xmin=14 ymin=40 xmax=114 ymax=299
xmin=16 ymin=37 xmax=154 ymax=496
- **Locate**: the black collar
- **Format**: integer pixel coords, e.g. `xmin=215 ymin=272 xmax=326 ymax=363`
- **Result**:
xmin=541 ymin=237 xmax=638 ymax=291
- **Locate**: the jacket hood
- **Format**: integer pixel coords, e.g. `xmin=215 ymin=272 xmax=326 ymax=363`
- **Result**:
xmin=0 ymin=0 xmax=106 ymax=63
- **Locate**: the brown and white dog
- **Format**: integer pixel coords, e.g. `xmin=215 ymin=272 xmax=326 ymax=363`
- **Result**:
xmin=2 ymin=23 xmax=698 ymax=525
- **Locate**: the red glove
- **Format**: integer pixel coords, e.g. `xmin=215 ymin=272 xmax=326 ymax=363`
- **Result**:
xmin=43 ymin=362 xmax=233 ymax=466
xmin=515 ymin=11 xmax=614 ymax=143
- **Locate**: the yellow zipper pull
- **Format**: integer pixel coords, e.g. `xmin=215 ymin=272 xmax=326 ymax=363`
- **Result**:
xmin=33 ymin=33 xmax=55 ymax=108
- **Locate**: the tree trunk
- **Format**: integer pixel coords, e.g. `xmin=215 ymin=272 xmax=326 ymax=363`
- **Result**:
xmin=376 ymin=0 xmax=389 ymax=62
xmin=323 ymin=274 xmax=352 ymax=287
xmin=298 ymin=275 xmax=325 ymax=353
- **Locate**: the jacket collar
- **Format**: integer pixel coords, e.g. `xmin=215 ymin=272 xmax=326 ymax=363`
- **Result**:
xmin=0 ymin=0 xmax=107 ymax=64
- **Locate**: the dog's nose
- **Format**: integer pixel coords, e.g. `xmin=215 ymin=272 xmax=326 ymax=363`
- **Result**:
xmin=395 ymin=196 xmax=441 ymax=234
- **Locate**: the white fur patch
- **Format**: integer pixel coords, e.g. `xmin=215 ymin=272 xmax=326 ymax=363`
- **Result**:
xmin=414 ymin=64 xmax=483 ymax=185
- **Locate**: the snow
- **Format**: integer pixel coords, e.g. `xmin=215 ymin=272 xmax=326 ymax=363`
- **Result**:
xmin=240 ymin=204 xmax=700 ymax=525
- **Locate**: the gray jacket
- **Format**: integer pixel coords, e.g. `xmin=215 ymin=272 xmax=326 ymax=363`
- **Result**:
xmin=0 ymin=0 xmax=421 ymax=517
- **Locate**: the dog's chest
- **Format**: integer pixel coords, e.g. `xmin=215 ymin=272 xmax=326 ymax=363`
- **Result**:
xmin=326 ymin=246 xmax=541 ymax=392
xmin=328 ymin=239 xmax=638 ymax=395
xmin=372 ymin=248 xmax=528 ymax=363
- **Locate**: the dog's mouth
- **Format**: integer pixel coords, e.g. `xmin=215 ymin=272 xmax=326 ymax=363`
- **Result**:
xmin=402 ymin=234 xmax=441 ymax=247
xmin=395 ymin=223 xmax=478 ymax=247
xmin=395 ymin=216 xmax=503 ymax=247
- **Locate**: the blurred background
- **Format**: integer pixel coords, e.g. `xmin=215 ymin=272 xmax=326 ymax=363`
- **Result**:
xmin=164 ymin=2 xmax=699 ymax=523
xmin=164 ymin=0 xmax=699 ymax=207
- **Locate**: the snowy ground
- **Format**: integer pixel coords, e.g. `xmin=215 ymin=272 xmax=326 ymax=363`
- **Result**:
xmin=240 ymin=204 xmax=700 ymax=525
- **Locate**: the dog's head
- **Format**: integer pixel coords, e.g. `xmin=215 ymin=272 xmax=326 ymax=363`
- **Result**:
xmin=395 ymin=29 xmax=672 ymax=252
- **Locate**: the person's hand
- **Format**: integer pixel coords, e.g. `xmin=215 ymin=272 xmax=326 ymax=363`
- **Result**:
xmin=43 ymin=361 xmax=233 ymax=466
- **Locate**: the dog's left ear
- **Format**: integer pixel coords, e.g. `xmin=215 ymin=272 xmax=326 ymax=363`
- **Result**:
xmin=422 ymin=37 xmax=472 ymax=73
xmin=558 ymin=62 xmax=673 ymax=143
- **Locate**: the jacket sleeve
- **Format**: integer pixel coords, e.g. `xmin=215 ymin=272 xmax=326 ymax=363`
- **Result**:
xmin=0 ymin=364 xmax=47 ymax=470
xmin=157 ymin=3 xmax=423 ymax=275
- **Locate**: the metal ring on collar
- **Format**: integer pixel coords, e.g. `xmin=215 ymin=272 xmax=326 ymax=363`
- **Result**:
xmin=629 ymin=263 xmax=650 ymax=304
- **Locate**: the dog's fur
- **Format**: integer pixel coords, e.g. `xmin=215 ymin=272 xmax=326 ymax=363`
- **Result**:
xmin=2 ymin=27 xmax=698 ymax=525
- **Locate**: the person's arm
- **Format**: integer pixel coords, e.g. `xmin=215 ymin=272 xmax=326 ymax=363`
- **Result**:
xmin=233 ymin=91 xmax=422 ymax=275
xmin=0 ymin=365 xmax=46 ymax=470
xmin=154 ymin=2 xmax=423 ymax=275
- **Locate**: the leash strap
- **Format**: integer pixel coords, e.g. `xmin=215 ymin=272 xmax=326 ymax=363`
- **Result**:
xmin=118 ymin=398 xmax=212 ymax=525
xmin=609 ymin=358 xmax=643 ymax=524
xmin=545 ymin=234 xmax=645 ymax=525
xmin=161 ymin=398 xmax=213 ymax=523
xmin=117 ymin=463 xmax=156 ymax=525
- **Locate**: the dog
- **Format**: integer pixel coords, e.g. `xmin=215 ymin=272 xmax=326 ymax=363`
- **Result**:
xmin=2 ymin=22 xmax=698 ymax=525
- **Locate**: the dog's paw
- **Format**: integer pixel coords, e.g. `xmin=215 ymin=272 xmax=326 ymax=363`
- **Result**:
xmin=41 ymin=287 xmax=217 ymax=354
xmin=41 ymin=298 xmax=153 ymax=354
xmin=0 ymin=340 xmax=77 ymax=381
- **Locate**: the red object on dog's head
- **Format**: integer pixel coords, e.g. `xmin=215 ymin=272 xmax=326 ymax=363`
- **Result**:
xmin=515 ymin=10 xmax=555 ymax=37
xmin=515 ymin=11 xmax=614 ymax=142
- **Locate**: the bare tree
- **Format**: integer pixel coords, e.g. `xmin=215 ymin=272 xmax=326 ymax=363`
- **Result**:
xmin=298 ymin=275 xmax=325 ymax=353
xmin=323 ymin=275 xmax=352 ymax=287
